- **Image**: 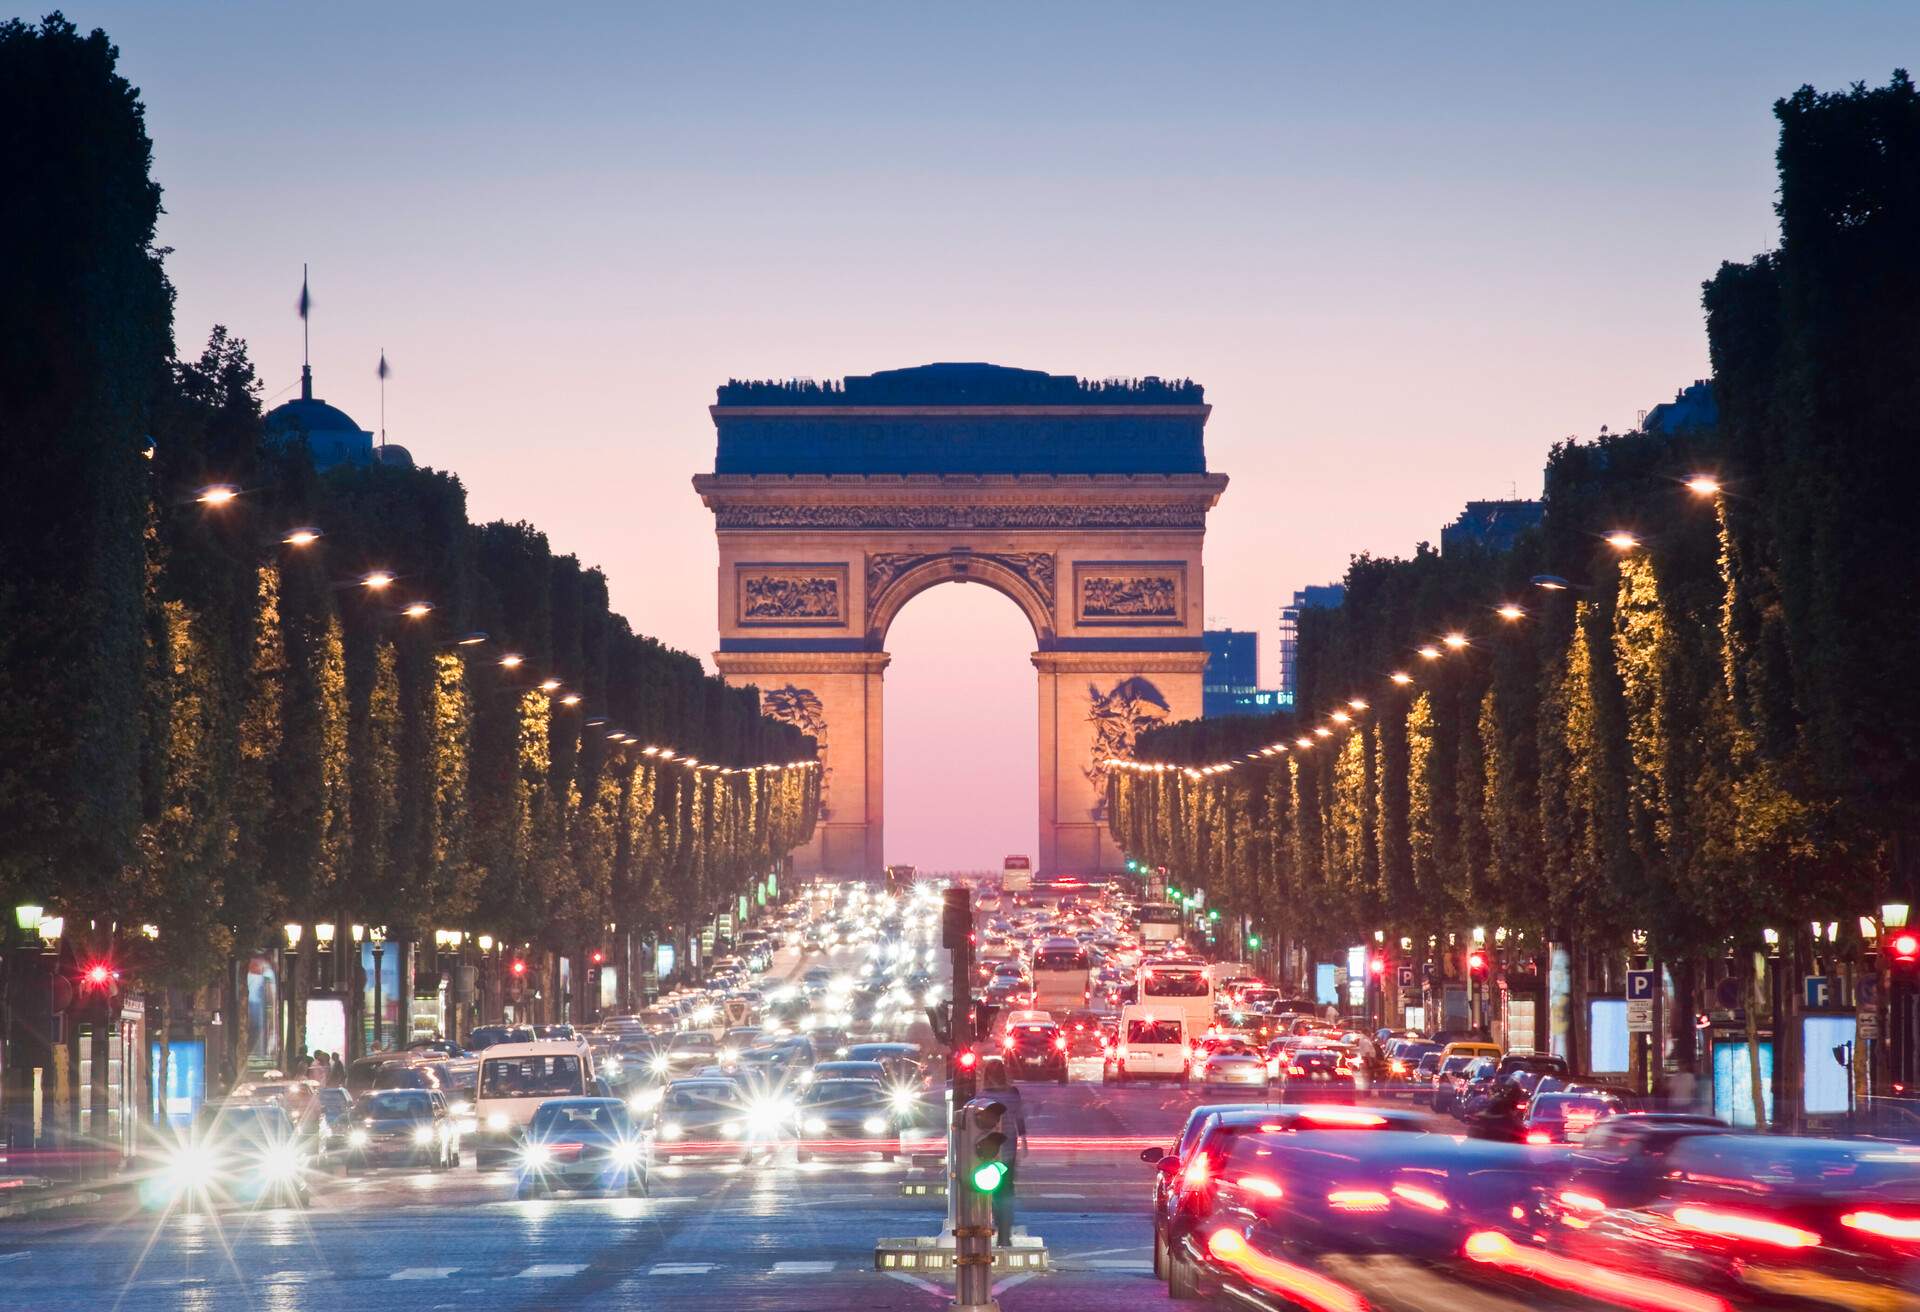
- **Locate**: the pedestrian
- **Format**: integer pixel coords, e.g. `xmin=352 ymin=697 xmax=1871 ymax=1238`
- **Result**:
xmin=979 ymin=1057 xmax=1030 ymax=1248
xmin=329 ymin=1052 xmax=346 ymax=1087
xmin=308 ymin=1049 xmax=329 ymax=1084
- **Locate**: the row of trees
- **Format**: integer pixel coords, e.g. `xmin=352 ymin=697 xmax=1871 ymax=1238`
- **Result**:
xmin=1109 ymin=72 xmax=1918 ymax=1007
xmin=0 ymin=18 xmax=819 ymax=1014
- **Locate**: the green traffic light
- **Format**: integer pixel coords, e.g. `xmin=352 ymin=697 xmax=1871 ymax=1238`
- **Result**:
xmin=1247 ymin=935 xmax=1261 ymax=949
xmin=972 ymin=1160 xmax=1008 ymax=1192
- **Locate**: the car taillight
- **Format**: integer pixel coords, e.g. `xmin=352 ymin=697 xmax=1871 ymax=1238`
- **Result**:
xmin=1289 ymin=1064 xmax=1307 ymax=1076
xmin=1182 ymin=1153 xmax=1211 ymax=1189
xmin=1841 ymin=1210 xmax=1920 ymax=1241
xmin=1392 ymin=1183 xmax=1449 ymax=1213
xmin=1525 ymin=1130 xmax=1552 ymax=1145
xmin=1240 ymin=1174 xmax=1284 ymax=1200
xmin=1671 ymin=1205 xmax=1821 ymax=1249
xmin=1327 ymin=1188 xmax=1391 ymax=1213
xmin=1053 ymin=1036 xmax=1067 ymax=1051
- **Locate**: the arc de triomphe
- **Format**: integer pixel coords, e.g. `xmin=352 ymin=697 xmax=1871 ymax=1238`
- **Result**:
xmin=694 ymin=363 xmax=1227 ymax=877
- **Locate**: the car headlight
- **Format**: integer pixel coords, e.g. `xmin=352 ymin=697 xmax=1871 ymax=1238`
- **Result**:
xmin=258 ymin=1144 xmax=304 ymax=1182
xmin=719 ymin=1120 xmax=743 ymax=1138
xmin=611 ymin=1140 xmax=644 ymax=1166
xmin=863 ymin=1116 xmax=888 ymax=1135
xmin=487 ymin=1113 xmax=510 ymax=1133
xmin=347 ymin=1128 xmax=370 ymax=1147
xmin=521 ymin=1143 xmax=551 ymax=1166
xmin=449 ymin=1100 xmax=472 ymax=1116
xmin=651 ymin=1055 xmax=672 ymax=1075
xmin=413 ymin=1126 xmax=435 ymax=1145
xmin=628 ymin=1089 xmax=663 ymax=1114
xmin=803 ymin=1117 xmax=827 ymax=1134
xmin=165 ymin=1142 xmax=218 ymax=1192
xmin=660 ymin=1121 xmax=683 ymax=1140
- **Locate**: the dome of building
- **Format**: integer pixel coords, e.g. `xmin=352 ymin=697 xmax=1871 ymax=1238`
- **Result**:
xmin=264 ymin=369 xmax=375 ymax=471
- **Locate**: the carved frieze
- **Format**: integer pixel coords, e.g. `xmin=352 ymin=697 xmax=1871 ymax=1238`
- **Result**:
xmin=735 ymin=563 xmax=849 ymax=627
xmin=1074 ymin=561 xmax=1188 ymax=626
xmin=713 ymin=501 xmax=1213 ymax=530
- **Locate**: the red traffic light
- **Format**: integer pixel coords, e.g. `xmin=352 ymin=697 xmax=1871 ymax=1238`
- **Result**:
xmin=1468 ymin=950 xmax=1489 ymax=975
xmin=83 ymin=962 xmax=113 ymax=987
xmin=1892 ymin=933 xmax=1920 ymax=961
xmin=510 ymin=959 xmax=528 ymax=976
xmin=590 ymin=950 xmax=605 ymax=965
xmin=956 ymin=1049 xmax=978 ymax=1071
xmin=1368 ymin=957 xmax=1386 ymax=976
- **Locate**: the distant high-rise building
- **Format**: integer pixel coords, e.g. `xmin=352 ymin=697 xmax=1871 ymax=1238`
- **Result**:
xmin=1203 ymin=628 xmax=1258 ymax=717
xmin=1441 ymin=499 xmax=1543 ymax=555
xmin=1277 ymin=585 xmax=1344 ymax=703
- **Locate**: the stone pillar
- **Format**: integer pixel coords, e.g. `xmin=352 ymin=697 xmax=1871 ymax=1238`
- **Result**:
xmin=1032 ymin=651 xmax=1207 ymax=876
xmin=716 ymin=651 xmax=889 ymax=878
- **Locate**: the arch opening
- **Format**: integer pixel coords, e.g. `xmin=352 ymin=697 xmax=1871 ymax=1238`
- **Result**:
xmin=882 ymin=577 xmax=1039 ymax=871
xmin=865 ymin=552 xmax=1054 ymax=650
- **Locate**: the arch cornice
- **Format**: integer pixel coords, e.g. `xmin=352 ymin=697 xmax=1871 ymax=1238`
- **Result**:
xmin=864 ymin=550 xmax=1055 ymax=648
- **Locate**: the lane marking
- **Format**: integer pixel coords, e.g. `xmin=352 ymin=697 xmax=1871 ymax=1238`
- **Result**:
xmin=772 ymin=1260 xmax=835 ymax=1273
xmin=0 ymin=1252 xmax=28 ymax=1264
xmin=391 ymin=1267 xmax=458 ymax=1279
xmin=517 ymin=1263 xmax=588 ymax=1278
xmin=1062 ymin=1245 xmax=1145 ymax=1259
xmin=648 ymin=1262 xmax=715 ymax=1275
xmin=1085 ymin=1258 xmax=1153 ymax=1272
xmin=1038 ymin=1192 xmax=1086 ymax=1199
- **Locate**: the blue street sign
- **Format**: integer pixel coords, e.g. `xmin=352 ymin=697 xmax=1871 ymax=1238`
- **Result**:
xmin=1625 ymin=969 xmax=1656 ymax=1002
xmin=1396 ymin=965 xmax=1415 ymax=991
xmin=1804 ymin=975 xmax=1835 ymax=1009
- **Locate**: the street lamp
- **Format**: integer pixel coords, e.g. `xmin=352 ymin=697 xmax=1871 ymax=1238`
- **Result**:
xmin=362 ymin=570 xmax=395 ymax=590
xmin=196 ymin=484 xmax=239 ymax=506
xmin=282 ymin=527 xmax=320 ymax=547
xmin=1684 ymin=476 xmax=1722 ymax=497
xmin=12 ymin=905 xmax=42 ymax=933
xmin=1883 ymin=903 xmax=1911 ymax=930
xmin=1604 ymin=531 xmax=1639 ymax=551
xmin=282 ymin=923 xmax=303 ymax=1068
xmin=1496 ymin=603 xmax=1525 ymax=621
xmin=402 ymin=601 xmax=432 ymax=619
xmin=369 ymin=925 xmax=388 ymax=1051
xmin=1442 ymin=632 xmax=1469 ymax=650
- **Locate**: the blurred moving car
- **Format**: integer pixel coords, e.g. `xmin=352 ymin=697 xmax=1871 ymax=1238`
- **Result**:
xmin=514 ymin=1097 xmax=648 ymax=1198
xmin=1523 ymin=1090 xmax=1624 ymax=1143
xmin=153 ymin=1103 xmax=312 ymax=1211
xmin=1198 ymin=1040 xmax=1270 ymax=1093
xmin=472 ymin=1040 xmax=594 ymax=1164
xmin=1107 ymin=1008 xmax=1189 ymax=1085
xmin=342 ymin=1089 xmax=460 ymax=1171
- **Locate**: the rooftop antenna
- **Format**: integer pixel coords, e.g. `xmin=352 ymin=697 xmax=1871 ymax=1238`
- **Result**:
xmin=298 ymin=264 xmax=313 ymax=400
xmin=377 ymin=349 xmax=390 ymax=448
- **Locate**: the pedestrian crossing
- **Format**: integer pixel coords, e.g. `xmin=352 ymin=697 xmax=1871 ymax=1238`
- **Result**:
xmin=371 ymin=1258 xmax=832 ymax=1280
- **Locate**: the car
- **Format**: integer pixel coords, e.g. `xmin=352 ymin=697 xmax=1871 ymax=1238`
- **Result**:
xmin=1523 ymin=1090 xmax=1624 ymax=1143
xmin=1198 ymin=1046 xmax=1270 ymax=1092
xmin=344 ymin=1052 xmax=417 ymax=1096
xmin=514 ymin=1097 xmax=649 ymax=1198
xmin=1145 ymin=1104 xmax=1440 ymax=1295
xmin=649 ymin=1078 xmax=789 ymax=1161
xmin=1108 ymin=1007 xmax=1189 ymax=1084
xmin=151 ymin=1102 xmax=313 ymax=1211
xmin=472 ymin=1040 xmax=596 ymax=1163
xmin=1428 ymin=1052 xmax=1484 ymax=1114
xmin=405 ymin=1037 xmax=470 ymax=1058
xmin=341 ymin=1088 xmax=459 ymax=1171
xmin=1384 ymin=1038 xmax=1441 ymax=1081
xmin=1440 ymin=1055 xmax=1499 ymax=1117
xmin=809 ymin=1059 xmax=889 ymax=1085
xmin=1184 ymin=1129 xmax=1566 ymax=1305
xmin=1547 ymin=1129 xmax=1918 ymax=1310
xmin=1459 ymin=1053 xmax=1571 ymax=1118
xmin=1002 ymin=1021 xmax=1069 ymax=1083
xmin=1275 ymin=1048 xmax=1356 ymax=1101
xmin=795 ymin=1078 xmax=906 ymax=1160
xmin=372 ymin=1060 xmax=446 ymax=1093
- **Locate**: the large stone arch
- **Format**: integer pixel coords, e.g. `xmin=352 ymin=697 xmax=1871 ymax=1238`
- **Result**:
xmin=863 ymin=550 xmax=1055 ymax=649
xmin=695 ymin=362 xmax=1227 ymax=877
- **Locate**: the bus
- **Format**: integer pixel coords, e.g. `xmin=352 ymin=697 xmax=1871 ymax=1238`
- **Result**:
xmin=1029 ymin=937 xmax=1093 ymax=1013
xmin=1135 ymin=901 xmax=1182 ymax=944
xmin=1002 ymin=855 xmax=1033 ymax=893
xmin=1137 ymin=960 xmax=1214 ymax=1033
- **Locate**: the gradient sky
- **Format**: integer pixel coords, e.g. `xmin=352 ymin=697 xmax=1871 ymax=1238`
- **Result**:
xmin=68 ymin=1 xmax=1917 ymax=868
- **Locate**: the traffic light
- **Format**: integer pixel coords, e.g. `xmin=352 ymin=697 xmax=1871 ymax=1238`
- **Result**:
xmin=68 ymin=957 xmax=122 ymax=1022
xmin=1891 ymin=932 xmax=1920 ymax=970
xmin=510 ymin=958 xmax=528 ymax=977
xmin=942 ymin=887 xmax=972 ymax=950
xmin=1368 ymin=956 xmax=1386 ymax=978
xmin=1467 ymin=950 xmax=1489 ymax=979
xmin=1247 ymin=934 xmax=1261 ymax=950
xmin=960 ymin=1096 xmax=1010 ymax=1194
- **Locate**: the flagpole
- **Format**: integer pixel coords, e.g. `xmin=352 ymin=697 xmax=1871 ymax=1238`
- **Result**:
xmin=379 ymin=348 xmax=386 ymax=449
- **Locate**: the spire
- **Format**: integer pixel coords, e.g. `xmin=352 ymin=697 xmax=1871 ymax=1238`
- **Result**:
xmin=298 ymin=264 xmax=313 ymax=400
xmin=377 ymin=349 xmax=390 ymax=448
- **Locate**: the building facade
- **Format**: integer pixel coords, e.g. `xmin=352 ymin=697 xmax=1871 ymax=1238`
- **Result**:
xmin=1277 ymin=584 xmax=1344 ymax=702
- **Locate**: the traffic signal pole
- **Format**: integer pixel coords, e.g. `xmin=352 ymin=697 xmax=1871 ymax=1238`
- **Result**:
xmin=941 ymin=886 xmax=999 ymax=1312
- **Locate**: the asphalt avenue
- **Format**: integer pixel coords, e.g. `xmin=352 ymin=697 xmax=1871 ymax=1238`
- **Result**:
xmin=1 ymin=942 xmax=1207 ymax=1312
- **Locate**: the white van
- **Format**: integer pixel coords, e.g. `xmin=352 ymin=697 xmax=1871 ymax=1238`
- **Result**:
xmin=1108 ymin=1006 xmax=1189 ymax=1085
xmin=472 ymin=1040 xmax=596 ymax=1163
